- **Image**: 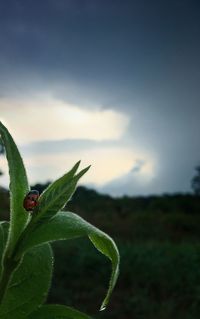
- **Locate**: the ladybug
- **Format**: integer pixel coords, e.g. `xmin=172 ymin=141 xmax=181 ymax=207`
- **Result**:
xmin=23 ymin=190 xmax=39 ymax=212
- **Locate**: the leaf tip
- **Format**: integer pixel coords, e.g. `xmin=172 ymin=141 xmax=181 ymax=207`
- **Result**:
xmin=70 ymin=160 xmax=81 ymax=176
xmin=85 ymin=164 xmax=91 ymax=172
xmin=74 ymin=160 xmax=81 ymax=169
xmin=75 ymin=164 xmax=91 ymax=180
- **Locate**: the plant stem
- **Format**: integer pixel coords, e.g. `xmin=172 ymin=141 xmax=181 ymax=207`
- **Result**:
xmin=0 ymin=257 xmax=18 ymax=303
xmin=0 ymin=221 xmax=32 ymax=302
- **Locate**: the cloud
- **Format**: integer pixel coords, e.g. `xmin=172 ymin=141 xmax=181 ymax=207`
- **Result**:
xmin=100 ymin=156 xmax=157 ymax=196
xmin=23 ymin=147 xmax=134 ymax=185
xmin=0 ymin=128 xmax=157 ymax=192
xmin=0 ymin=95 xmax=129 ymax=143
xmin=0 ymin=0 xmax=200 ymax=196
xmin=100 ymin=146 xmax=198 ymax=197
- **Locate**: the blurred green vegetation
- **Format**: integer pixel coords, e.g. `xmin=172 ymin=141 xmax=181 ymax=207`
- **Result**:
xmin=1 ymin=185 xmax=200 ymax=318
xmin=49 ymin=240 xmax=200 ymax=319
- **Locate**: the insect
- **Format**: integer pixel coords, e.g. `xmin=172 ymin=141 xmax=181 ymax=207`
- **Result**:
xmin=23 ymin=190 xmax=39 ymax=212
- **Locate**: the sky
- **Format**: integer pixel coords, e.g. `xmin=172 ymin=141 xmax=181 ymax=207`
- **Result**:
xmin=0 ymin=0 xmax=200 ymax=196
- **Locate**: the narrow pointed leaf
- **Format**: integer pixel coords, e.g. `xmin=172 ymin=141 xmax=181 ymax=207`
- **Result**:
xmin=0 ymin=244 xmax=53 ymax=319
xmin=0 ymin=122 xmax=29 ymax=254
xmin=31 ymin=162 xmax=89 ymax=225
xmin=28 ymin=304 xmax=92 ymax=319
xmin=89 ymin=233 xmax=119 ymax=311
xmin=74 ymin=165 xmax=91 ymax=180
xmin=16 ymin=211 xmax=120 ymax=310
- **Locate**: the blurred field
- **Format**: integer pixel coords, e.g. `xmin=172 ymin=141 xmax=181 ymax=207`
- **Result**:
xmin=1 ymin=186 xmax=200 ymax=318
xmin=49 ymin=240 xmax=200 ymax=319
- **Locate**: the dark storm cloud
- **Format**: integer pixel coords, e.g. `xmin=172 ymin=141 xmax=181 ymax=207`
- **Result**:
xmin=0 ymin=0 xmax=200 ymax=195
xmin=0 ymin=0 xmax=199 ymax=116
xmin=0 ymin=0 xmax=199 ymax=93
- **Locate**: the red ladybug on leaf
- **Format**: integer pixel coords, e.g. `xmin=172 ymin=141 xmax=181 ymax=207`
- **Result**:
xmin=23 ymin=190 xmax=39 ymax=212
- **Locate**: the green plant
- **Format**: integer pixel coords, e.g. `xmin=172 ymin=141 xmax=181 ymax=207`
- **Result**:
xmin=0 ymin=121 xmax=120 ymax=319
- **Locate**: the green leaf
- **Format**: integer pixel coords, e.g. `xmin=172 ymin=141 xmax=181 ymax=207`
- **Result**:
xmin=0 ymin=224 xmax=5 ymax=261
xmin=0 ymin=222 xmax=9 ymax=277
xmin=16 ymin=212 xmax=120 ymax=311
xmin=0 ymin=122 xmax=29 ymax=255
xmin=89 ymin=233 xmax=119 ymax=311
xmin=0 ymin=224 xmax=4 ymax=278
xmin=31 ymin=162 xmax=90 ymax=225
xmin=0 ymin=224 xmax=3 ymax=246
xmin=28 ymin=304 xmax=92 ymax=319
xmin=0 ymin=244 xmax=53 ymax=319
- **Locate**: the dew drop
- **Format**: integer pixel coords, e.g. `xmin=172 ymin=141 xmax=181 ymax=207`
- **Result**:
xmin=100 ymin=305 xmax=106 ymax=311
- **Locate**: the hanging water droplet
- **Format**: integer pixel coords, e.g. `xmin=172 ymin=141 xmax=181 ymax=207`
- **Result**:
xmin=100 ymin=305 xmax=106 ymax=311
